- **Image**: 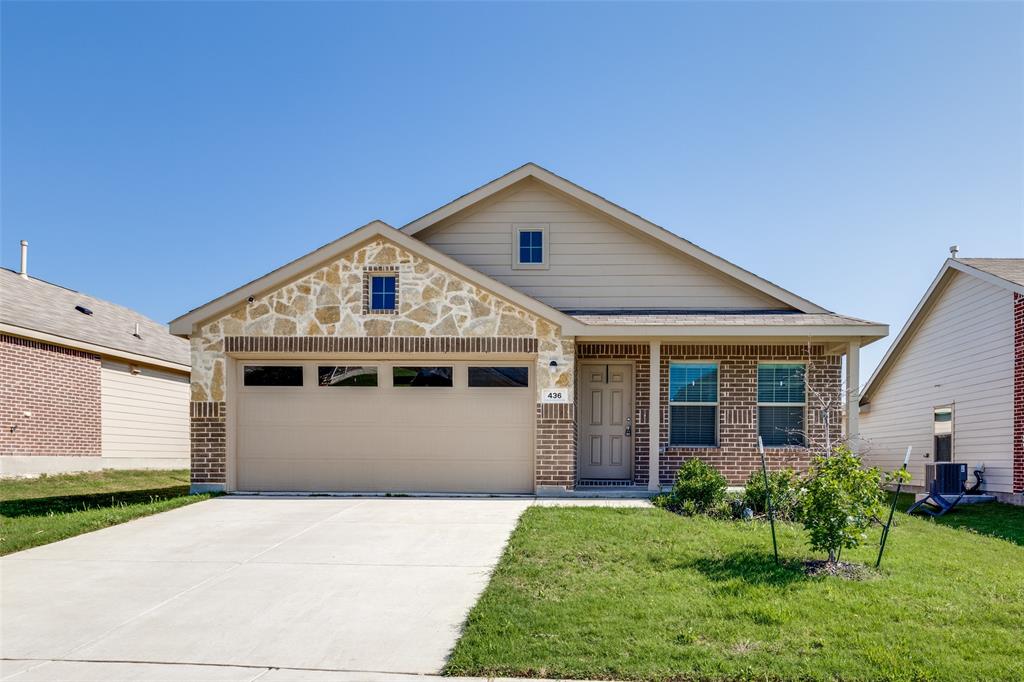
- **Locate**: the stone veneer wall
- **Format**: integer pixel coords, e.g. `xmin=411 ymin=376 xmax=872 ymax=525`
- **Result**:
xmin=0 ymin=334 xmax=102 ymax=457
xmin=1014 ymin=293 xmax=1023 ymax=493
xmin=188 ymin=238 xmax=575 ymax=488
xmin=575 ymin=342 xmax=842 ymax=487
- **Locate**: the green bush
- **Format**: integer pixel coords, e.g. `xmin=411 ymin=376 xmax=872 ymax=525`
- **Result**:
xmin=662 ymin=459 xmax=727 ymax=515
xmin=799 ymin=446 xmax=886 ymax=563
xmin=743 ymin=468 xmax=802 ymax=521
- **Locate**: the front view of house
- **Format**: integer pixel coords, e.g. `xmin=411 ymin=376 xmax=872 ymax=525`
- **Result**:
xmin=171 ymin=164 xmax=887 ymax=494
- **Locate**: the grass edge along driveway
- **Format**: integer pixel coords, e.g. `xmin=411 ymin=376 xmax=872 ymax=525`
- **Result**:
xmin=1 ymin=469 xmax=214 ymax=556
xmin=446 ymin=504 xmax=1024 ymax=682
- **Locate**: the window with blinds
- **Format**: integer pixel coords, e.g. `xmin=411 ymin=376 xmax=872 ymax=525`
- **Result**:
xmin=668 ymin=363 xmax=718 ymax=446
xmin=757 ymin=363 xmax=806 ymax=446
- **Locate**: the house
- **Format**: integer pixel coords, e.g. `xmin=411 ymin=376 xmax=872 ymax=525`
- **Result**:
xmin=169 ymin=164 xmax=887 ymax=495
xmin=859 ymin=256 xmax=1024 ymax=504
xmin=1 ymin=245 xmax=191 ymax=476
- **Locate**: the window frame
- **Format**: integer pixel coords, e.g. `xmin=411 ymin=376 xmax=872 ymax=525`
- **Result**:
xmin=362 ymin=267 xmax=400 ymax=314
xmin=392 ymin=366 xmax=454 ymax=388
xmin=511 ymin=224 xmax=550 ymax=270
xmin=756 ymin=361 xmax=807 ymax=448
xmin=240 ymin=364 xmax=305 ymax=389
xmin=933 ymin=404 xmax=954 ymax=462
xmin=667 ymin=361 xmax=719 ymax=447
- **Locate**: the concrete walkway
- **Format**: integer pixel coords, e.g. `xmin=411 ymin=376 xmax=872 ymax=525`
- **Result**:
xmin=1 ymin=496 xmax=647 ymax=681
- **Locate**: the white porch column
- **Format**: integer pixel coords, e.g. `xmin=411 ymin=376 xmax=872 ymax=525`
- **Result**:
xmin=846 ymin=340 xmax=861 ymax=443
xmin=648 ymin=340 xmax=661 ymax=492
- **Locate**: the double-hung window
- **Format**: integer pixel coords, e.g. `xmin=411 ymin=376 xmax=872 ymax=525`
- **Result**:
xmin=757 ymin=363 xmax=806 ymax=447
xmin=668 ymin=363 xmax=718 ymax=446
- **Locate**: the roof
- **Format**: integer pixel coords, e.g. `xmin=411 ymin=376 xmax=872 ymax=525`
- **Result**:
xmin=0 ymin=268 xmax=190 ymax=369
xmin=957 ymin=258 xmax=1024 ymax=288
xmin=568 ymin=310 xmax=879 ymax=327
xmin=400 ymin=163 xmax=830 ymax=314
xmin=860 ymin=257 xmax=1023 ymax=405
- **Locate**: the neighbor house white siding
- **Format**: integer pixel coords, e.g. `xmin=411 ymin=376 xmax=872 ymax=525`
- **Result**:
xmin=859 ymin=271 xmax=1014 ymax=493
xmin=420 ymin=180 xmax=786 ymax=310
xmin=101 ymin=359 xmax=189 ymax=468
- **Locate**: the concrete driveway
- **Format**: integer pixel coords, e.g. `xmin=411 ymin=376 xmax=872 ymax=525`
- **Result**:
xmin=1 ymin=496 xmax=545 ymax=680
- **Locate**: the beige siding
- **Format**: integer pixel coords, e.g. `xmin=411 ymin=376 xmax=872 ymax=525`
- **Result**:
xmin=420 ymin=180 xmax=785 ymax=310
xmin=101 ymin=359 xmax=189 ymax=467
xmin=859 ymin=272 xmax=1014 ymax=493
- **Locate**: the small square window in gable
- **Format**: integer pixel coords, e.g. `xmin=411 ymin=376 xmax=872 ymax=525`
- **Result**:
xmin=362 ymin=267 xmax=400 ymax=314
xmin=512 ymin=224 xmax=549 ymax=270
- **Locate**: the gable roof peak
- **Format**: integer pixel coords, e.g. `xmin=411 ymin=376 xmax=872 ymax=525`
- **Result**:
xmin=401 ymin=163 xmax=829 ymax=314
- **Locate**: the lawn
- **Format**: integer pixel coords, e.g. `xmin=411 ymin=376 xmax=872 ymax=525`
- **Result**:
xmin=0 ymin=469 xmax=214 ymax=556
xmin=447 ymin=504 xmax=1024 ymax=682
xmin=895 ymin=492 xmax=1024 ymax=546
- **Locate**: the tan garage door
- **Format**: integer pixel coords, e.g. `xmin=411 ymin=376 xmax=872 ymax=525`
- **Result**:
xmin=236 ymin=360 xmax=534 ymax=493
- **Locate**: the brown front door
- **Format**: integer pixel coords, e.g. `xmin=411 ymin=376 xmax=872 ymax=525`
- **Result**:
xmin=579 ymin=363 xmax=633 ymax=480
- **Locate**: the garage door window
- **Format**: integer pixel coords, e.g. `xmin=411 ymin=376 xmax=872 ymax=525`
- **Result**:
xmin=393 ymin=366 xmax=453 ymax=387
xmin=318 ymin=366 xmax=378 ymax=387
xmin=243 ymin=366 xmax=303 ymax=386
xmin=469 ymin=366 xmax=529 ymax=387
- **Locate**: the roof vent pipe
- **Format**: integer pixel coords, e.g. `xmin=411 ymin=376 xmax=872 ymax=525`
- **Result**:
xmin=949 ymin=244 xmax=959 ymax=259
xmin=19 ymin=240 xmax=28 ymax=279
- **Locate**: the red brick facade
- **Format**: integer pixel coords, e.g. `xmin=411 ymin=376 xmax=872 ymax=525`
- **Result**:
xmin=576 ymin=342 xmax=842 ymax=487
xmin=190 ymin=401 xmax=226 ymax=485
xmin=0 ymin=334 xmax=102 ymax=457
xmin=1013 ymin=293 xmax=1023 ymax=494
xmin=535 ymin=403 xmax=576 ymax=488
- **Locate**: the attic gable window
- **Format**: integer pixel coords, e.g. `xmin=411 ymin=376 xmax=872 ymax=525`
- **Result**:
xmin=362 ymin=267 xmax=400 ymax=314
xmin=512 ymin=224 xmax=549 ymax=270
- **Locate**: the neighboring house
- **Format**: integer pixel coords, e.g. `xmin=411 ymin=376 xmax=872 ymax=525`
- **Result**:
xmin=170 ymin=164 xmax=887 ymax=495
xmin=859 ymin=257 xmax=1024 ymax=504
xmin=1 ymin=253 xmax=191 ymax=476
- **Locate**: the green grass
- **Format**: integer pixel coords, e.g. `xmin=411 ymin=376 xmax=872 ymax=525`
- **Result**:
xmin=1 ymin=469 xmax=215 ymax=555
xmin=447 ymin=505 xmax=1024 ymax=682
xmin=895 ymin=492 xmax=1024 ymax=546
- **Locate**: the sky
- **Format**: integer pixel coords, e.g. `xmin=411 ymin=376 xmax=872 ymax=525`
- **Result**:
xmin=2 ymin=1 xmax=1022 ymax=379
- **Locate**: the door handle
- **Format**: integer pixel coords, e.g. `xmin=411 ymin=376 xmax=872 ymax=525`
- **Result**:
xmin=625 ymin=416 xmax=632 ymax=438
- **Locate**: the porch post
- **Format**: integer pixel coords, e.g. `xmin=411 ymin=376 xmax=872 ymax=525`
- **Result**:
xmin=846 ymin=340 xmax=860 ymax=443
xmin=648 ymin=340 xmax=661 ymax=492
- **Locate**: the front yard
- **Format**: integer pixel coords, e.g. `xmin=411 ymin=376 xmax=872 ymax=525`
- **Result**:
xmin=0 ymin=469 xmax=214 ymax=555
xmin=447 ymin=504 xmax=1024 ymax=682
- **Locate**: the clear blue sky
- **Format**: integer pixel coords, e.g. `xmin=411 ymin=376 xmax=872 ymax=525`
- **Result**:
xmin=2 ymin=1 xmax=1022 ymax=377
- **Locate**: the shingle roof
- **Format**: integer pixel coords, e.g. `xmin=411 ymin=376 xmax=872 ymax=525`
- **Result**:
xmin=0 ymin=268 xmax=189 ymax=367
xmin=568 ymin=310 xmax=881 ymax=327
xmin=958 ymin=258 xmax=1024 ymax=287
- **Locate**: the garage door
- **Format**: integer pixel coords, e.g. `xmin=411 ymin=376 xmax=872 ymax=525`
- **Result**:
xmin=236 ymin=360 xmax=534 ymax=493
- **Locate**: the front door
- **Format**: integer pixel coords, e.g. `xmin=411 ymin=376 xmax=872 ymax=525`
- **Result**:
xmin=579 ymin=363 xmax=633 ymax=480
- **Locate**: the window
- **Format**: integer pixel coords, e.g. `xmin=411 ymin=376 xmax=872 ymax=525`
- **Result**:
xmin=668 ymin=363 xmax=718 ymax=446
xmin=757 ymin=363 xmax=806 ymax=446
xmin=370 ymin=275 xmax=397 ymax=312
xmin=934 ymin=406 xmax=953 ymax=462
xmin=318 ymin=366 xmax=378 ymax=387
xmin=393 ymin=366 xmax=453 ymax=387
xmin=469 ymin=366 xmax=529 ymax=388
xmin=243 ymin=365 xmax=303 ymax=387
xmin=512 ymin=224 xmax=548 ymax=269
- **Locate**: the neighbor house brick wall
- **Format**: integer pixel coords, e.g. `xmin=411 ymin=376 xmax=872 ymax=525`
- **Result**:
xmin=1013 ymin=293 xmax=1023 ymax=493
xmin=536 ymin=403 xmax=576 ymax=488
xmin=0 ymin=334 xmax=102 ymax=457
xmin=658 ymin=344 xmax=841 ymax=486
xmin=190 ymin=401 xmax=226 ymax=485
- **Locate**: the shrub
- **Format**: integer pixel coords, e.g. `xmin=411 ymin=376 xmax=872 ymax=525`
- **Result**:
xmin=743 ymin=468 xmax=802 ymax=521
xmin=799 ymin=446 xmax=886 ymax=563
xmin=662 ymin=459 xmax=727 ymax=515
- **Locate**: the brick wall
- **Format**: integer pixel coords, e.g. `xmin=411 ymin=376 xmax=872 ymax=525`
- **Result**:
xmin=535 ymin=403 xmax=576 ymax=488
xmin=190 ymin=401 xmax=226 ymax=484
xmin=0 ymin=334 xmax=102 ymax=456
xmin=1014 ymin=293 xmax=1023 ymax=494
xmin=576 ymin=342 xmax=842 ymax=487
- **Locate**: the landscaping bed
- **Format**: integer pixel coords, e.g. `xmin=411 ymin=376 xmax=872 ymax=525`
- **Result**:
xmin=446 ymin=505 xmax=1024 ymax=682
xmin=0 ymin=469 xmax=214 ymax=555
